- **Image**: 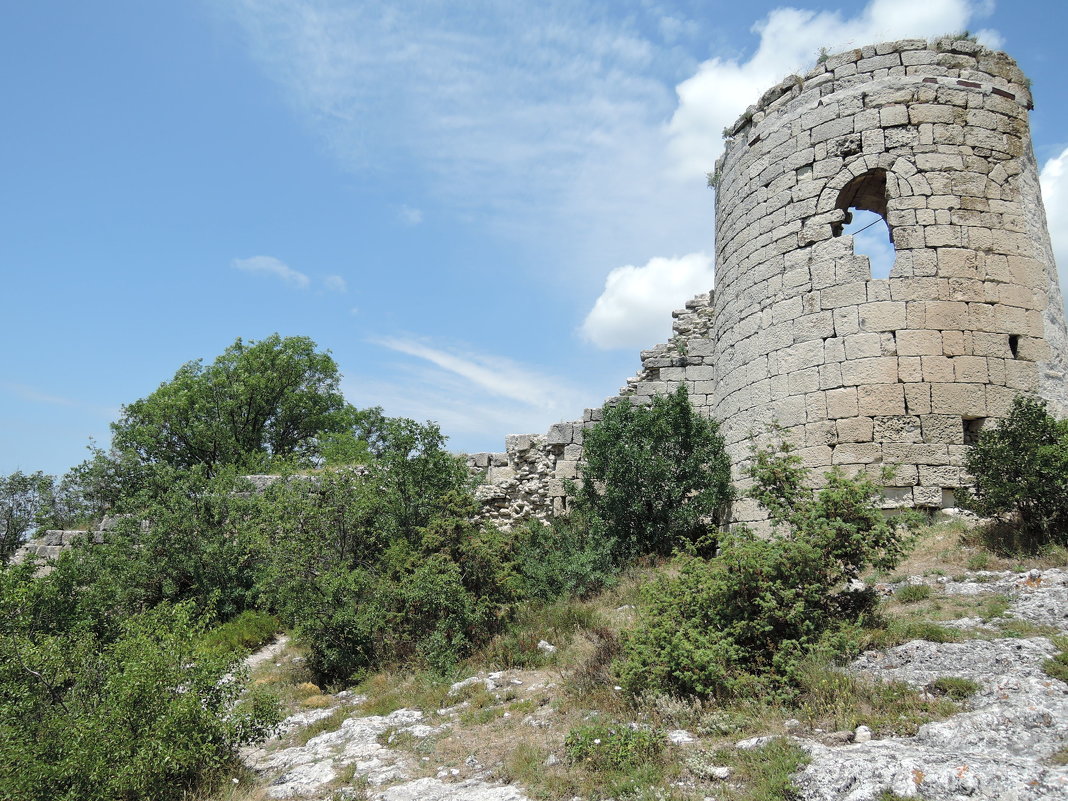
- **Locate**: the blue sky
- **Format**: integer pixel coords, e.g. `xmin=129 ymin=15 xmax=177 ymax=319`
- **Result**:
xmin=3 ymin=0 xmax=1068 ymax=476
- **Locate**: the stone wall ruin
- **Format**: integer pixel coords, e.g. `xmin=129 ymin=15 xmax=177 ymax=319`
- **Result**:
xmin=472 ymin=37 xmax=1068 ymax=528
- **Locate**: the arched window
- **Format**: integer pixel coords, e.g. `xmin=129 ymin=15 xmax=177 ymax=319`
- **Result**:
xmin=831 ymin=169 xmax=895 ymax=279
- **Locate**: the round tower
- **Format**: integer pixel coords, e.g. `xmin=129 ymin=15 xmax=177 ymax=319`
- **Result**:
xmin=710 ymin=38 xmax=1068 ymax=520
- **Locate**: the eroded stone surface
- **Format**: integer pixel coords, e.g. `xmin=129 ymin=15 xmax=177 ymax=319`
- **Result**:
xmin=795 ymin=567 xmax=1068 ymax=800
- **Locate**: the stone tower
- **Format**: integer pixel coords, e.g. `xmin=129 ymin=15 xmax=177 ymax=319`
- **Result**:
xmin=472 ymin=38 xmax=1068 ymax=527
xmin=709 ymin=37 xmax=1068 ymax=521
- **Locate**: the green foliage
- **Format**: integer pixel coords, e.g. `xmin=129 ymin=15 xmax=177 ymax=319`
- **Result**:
xmin=572 ymin=386 xmax=732 ymax=561
xmin=895 ymin=584 xmax=931 ymax=603
xmin=710 ymin=739 xmax=808 ymax=801
xmin=250 ymin=427 xmax=519 ymax=682
xmin=564 ymin=721 xmax=664 ymax=770
xmin=619 ymin=439 xmax=916 ymax=700
xmin=959 ymin=395 xmax=1068 ymax=548
xmin=199 ymin=610 xmax=281 ymax=657
xmin=54 ymin=466 xmax=261 ymax=622
xmin=0 ymin=591 xmax=280 ymax=801
xmin=111 ymin=334 xmax=350 ymax=473
xmin=512 ymin=518 xmax=616 ymax=601
xmin=927 ymin=676 xmax=980 ymax=700
xmin=1043 ymin=636 xmax=1068 ymax=684
xmin=0 ymin=470 xmax=55 ymax=562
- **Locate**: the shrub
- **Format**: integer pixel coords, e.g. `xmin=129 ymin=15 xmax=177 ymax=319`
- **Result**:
xmin=252 ymin=464 xmax=521 ymax=682
xmin=959 ymin=395 xmax=1068 ymax=548
xmin=199 ymin=610 xmax=281 ymax=656
xmin=512 ymin=518 xmax=616 ymax=600
xmin=571 ymin=386 xmax=732 ymax=561
xmin=895 ymin=584 xmax=931 ymax=603
xmin=618 ymin=439 xmax=916 ymax=700
xmin=0 ymin=599 xmax=280 ymax=801
xmin=564 ymin=721 xmax=664 ymax=770
xmin=927 ymin=676 xmax=980 ymax=700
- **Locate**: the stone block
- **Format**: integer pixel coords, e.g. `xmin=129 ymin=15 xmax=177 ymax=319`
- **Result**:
xmin=904 ymin=384 xmax=932 ymax=415
xmin=873 ymin=415 xmax=922 ymax=443
xmin=897 ymin=329 xmax=943 ymax=356
xmin=858 ymin=301 xmax=906 ymax=332
xmin=505 ymin=434 xmax=533 ymax=452
xmin=919 ymin=414 xmax=963 ymax=445
xmin=841 ymin=356 xmax=899 ymax=385
xmin=931 ymin=383 xmax=987 ymax=417
xmin=836 ymin=416 xmax=874 ymax=442
xmin=546 ymin=423 xmax=574 ymax=445
xmin=1004 ymin=360 xmax=1038 ymax=391
xmin=913 ymin=485 xmax=944 ymax=507
xmin=826 ymin=387 xmax=858 ymax=419
xmin=844 ymin=333 xmax=883 ymax=359
xmin=858 ymin=384 xmax=906 ymax=416
xmin=921 ymin=355 xmax=955 ymax=382
xmin=555 ymin=461 xmax=579 ymax=480
xmin=953 ymin=355 xmax=988 ymax=383
xmin=833 ymin=442 xmax=882 ymax=464
xmin=924 ymin=300 xmax=970 ymax=330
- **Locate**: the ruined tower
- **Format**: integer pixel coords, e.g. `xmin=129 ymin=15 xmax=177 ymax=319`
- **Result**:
xmin=473 ymin=38 xmax=1068 ymax=526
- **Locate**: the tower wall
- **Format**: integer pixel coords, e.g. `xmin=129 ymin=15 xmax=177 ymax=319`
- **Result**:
xmin=711 ymin=37 xmax=1068 ymax=521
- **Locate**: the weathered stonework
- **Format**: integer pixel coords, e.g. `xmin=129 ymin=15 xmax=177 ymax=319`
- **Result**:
xmin=471 ymin=38 xmax=1068 ymax=528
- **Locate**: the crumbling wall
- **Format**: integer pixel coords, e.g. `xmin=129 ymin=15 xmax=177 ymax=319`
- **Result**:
xmin=471 ymin=38 xmax=1068 ymax=528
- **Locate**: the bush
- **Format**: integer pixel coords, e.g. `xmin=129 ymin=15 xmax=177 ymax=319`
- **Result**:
xmin=252 ymin=449 xmax=521 ymax=682
xmin=0 ymin=597 xmax=280 ymax=801
xmin=927 ymin=676 xmax=980 ymax=700
xmin=895 ymin=584 xmax=931 ymax=603
xmin=199 ymin=610 xmax=281 ymax=656
xmin=571 ymin=385 xmax=732 ymax=561
xmin=959 ymin=395 xmax=1068 ymax=548
xmin=564 ymin=721 xmax=664 ymax=770
xmin=512 ymin=518 xmax=616 ymax=600
xmin=618 ymin=439 xmax=916 ymax=700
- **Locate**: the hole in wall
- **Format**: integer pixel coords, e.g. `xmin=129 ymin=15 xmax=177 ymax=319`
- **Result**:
xmin=963 ymin=417 xmax=987 ymax=446
xmin=1008 ymin=335 xmax=1019 ymax=358
xmin=832 ymin=169 xmax=896 ymax=280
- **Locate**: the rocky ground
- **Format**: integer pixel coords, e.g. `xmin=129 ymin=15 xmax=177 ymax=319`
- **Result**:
xmin=240 ymin=567 xmax=1068 ymax=801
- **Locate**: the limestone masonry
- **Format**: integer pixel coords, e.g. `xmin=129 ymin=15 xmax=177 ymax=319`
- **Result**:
xmin=470 ymin=38 xmax=1068 ymax=527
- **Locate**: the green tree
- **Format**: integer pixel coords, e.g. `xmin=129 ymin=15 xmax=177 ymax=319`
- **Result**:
xmin=0 ymin=471 xmax=55 ymax=563
xmin=111 ymin=334 xmax=350 ymax=473
xmin=572 ymin=386 xmax=732 ymax=560
xmin=959 ymin=395 xmax=1068 ymax=547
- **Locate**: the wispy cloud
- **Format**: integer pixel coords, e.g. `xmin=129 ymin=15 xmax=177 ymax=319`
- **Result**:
xmin=397 ymin=204 xmax=423 ymax=226
xmin=351 ymin=336 xmax=600 ymax=447
xmin=2 ymin=382 xmax=117 ymax=419
xmin=581 ymin=252 xmax=713 ymax=349
xmin=221 ymin=0 xmax=997 ymax=298
xmin=232 ymin=255 xmax=310 ymax=288
xmin=323 ymin=274 xmax=348 ymax=293
xmin=2 ymin=382 xmax=79 ymax=408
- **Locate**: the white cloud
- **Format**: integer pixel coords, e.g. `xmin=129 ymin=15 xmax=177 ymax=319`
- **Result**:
xmin=581 ymin=252 xmax=714 ymax=349
xmin=349 ymin=337 xmax=600 ymax=448
xmin=324 ymin=274 xmax=348 ymax=293
xmin=1040 ymin=146 xmax=1068 ymax=309
xmin=371 ymin=336 xmax=576 ymax=412
xmin=667 ymin=0 xmax=989 ymax=177
xmin=232 ymin=255 xmax=310 ymax=288
xmin=397 ymin=204 xmax=423 ymax=225
xmin=2 ymin=382 xmax=79 ymax=408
